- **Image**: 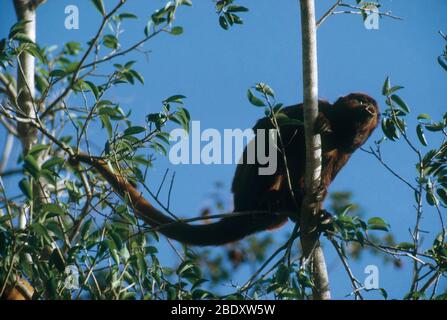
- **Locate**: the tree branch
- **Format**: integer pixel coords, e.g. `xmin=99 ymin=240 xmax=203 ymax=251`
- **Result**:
xmin=316 ymin=0 xmax=342 ymax=28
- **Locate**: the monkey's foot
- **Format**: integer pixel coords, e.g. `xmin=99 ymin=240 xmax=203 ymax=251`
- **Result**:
xmin=318 ymin=209 xmax=335 ymax=234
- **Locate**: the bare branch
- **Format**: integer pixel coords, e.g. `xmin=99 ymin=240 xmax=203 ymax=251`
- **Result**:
xmin=316 ymin=0 xmax=342 ymax=28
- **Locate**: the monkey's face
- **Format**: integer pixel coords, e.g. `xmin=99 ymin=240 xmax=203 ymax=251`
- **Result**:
xmin=336 ymin=93 xmax=380 ymax=129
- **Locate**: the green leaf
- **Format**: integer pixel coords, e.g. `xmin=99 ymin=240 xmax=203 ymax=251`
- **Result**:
xmin=416 ymin=124 xmax=428 ymax=146
xmin=170 ymin=26 xmax=183 ymax=35
xmin=438 ymin=56 xmax=447 ymax=72
xmin=397 ymin=242 xmax=415 ymax=250
xmin=426 ymin=188 xmax=437 ymax=206
xmin=49 ymin=250 xmax=65 ymax=272
xmin=83 ymin=80 xmax=99 ymax=99
xmin=103 ymin=35 xmax=118 ymax=49
xmin=219 ymin=16 xmax=229 ymax=30
xmin=381 ymin=118 xmax=398 ymax=141
xmin=42 ymin=203 xmax=65 ymax=216
xmin=118 ymin=13 xmax=138 ymax=20
xmin=436 ymin=188 xmax=447 ymax=206
xmin=425 ymin=123 xmax=445 ymax=132
xmin=175 ymin=107 xmax=191 ymax=133
xmin=340 ymin=204 xmax=354 ymax=216
xmin=97 ymin=100 xmax=113 ymax=107
xmin=129 ymin=70 xmax=144 ymax=84
xmin=12 ymin=33 xmax=34 ymax=43
xmin=144 ymin=20 xmax=153 ymax=37
xmin=380 ymin=289 xmax=388 ymax=300
xmin=24 ymin=45 xmax=45 ymax=63
xmin=177 ymin=261 xmax=195 ymax=276
xmin=225 ymin=12 xmax=234 ymax=26
xmin=31 ymin=223 xmax=53 ymax=244
xmin=391 ymin=94 xmax=410 ymax=113
xmin=91 ymin=0 xmax=106 ymax=16
xmin=179 ymin=0 xmax=193 ymax=6
xmin=79 ymin=219 xmax=93 ymax=241
xmin=367 ymin=217 xmax=389 ymax=232
xmin=417 ymin=113 xmax=431 ymax=121
xmin=382 ymin=77 xmax=391 ymax=96
xmin=24 ymin=154 xmax=40 ymax=177
xmin=35 ymin=74 xmax=49 ymax=93
xmin=8 ymin=20 xmax=31 ymax=39
xmin=49 ymin=69 xmax=66 ymax=78
xmin=226 ymin=5 xmax=249 ymax=13
xmin=100 ymin=114 xmax=113 ymax=138
xmin=255 ymin=83 xmax=275 ymax=97
xmin=165 ymin=95 xmax=186 ymax=104
xmin=42 ymin=157 xmax=64 ymax=170
xmin=65 ymin=41 xmax=82 ymax=55
xmin=356 ymin=231 xmax=365 ymax=246
xmin=29 ymin=144 xmax=49 ymax=157
xmin=19 ymin=178 xmax=32 ymax=199
xmin=247 ymin=89 xmax=266 ymax=107
xmin=387 ymin=85 xmax=404 ymax=95
xmin=231 ymin=14 xmax=243 ymax=24
xmin=124 ymin=126 xmax=145 ymax=135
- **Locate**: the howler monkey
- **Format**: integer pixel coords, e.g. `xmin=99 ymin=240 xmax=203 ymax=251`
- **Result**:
xmin=71 ymin=93 xmax=379 ymax=246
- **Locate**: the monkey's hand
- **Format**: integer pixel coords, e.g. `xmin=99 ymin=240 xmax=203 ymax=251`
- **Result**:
xmin=314 ymin=114 xmax=333 ymax=135
xmin=318 ymin=209 xmax=335 ymax=236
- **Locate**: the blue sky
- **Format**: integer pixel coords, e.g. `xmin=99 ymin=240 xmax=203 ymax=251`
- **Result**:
xmin=1 ymin=0 xmax=446 ymax=299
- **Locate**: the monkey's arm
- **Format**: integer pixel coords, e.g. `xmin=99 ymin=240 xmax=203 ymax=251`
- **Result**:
xmin=70 ymin=153 xmax=288 ymax=246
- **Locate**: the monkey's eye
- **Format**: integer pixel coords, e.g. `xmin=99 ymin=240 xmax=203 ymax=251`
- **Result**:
xmin=351 ymin=99 xmax=363 ymax=105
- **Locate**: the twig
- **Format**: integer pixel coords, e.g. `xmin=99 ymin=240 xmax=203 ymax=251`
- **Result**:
xmin=362 ymin=146 xmax=418 ymax=192
xmin=42 ymin=0 xmax=127 ymax=118
xmin=0 ymin=114 xmax=18 ymax=136
xmin=330 ymin=239 xmax=364 ymax=300
xmin=338 ymin=3 xmax=402 ymax=20
xmin=316 ymin=0 xmax=342 ymax=28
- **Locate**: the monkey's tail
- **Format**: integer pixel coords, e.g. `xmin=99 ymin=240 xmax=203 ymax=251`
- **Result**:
xmin=71 ymin=153 xmax=288 ymax=246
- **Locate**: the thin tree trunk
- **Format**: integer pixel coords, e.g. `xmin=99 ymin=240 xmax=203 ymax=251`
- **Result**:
xmin=4 ymin=0 xmax=45 ymax=300
xmin=13 ymin=0 xmax=39 ymax=231
xmin=298 ymin=0 xmax=331 ymax=300
xmin=13 ymin=0 xmax=38 ymax=155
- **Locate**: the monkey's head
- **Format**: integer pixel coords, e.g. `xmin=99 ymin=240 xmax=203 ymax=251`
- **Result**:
xmin=331 ymin=93 xmax=380 ymax=150
xmin=335 ymin=93 xmax=380 ymax=128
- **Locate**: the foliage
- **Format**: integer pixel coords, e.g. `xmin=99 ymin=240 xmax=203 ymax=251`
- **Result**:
xmin=0 ymin=0 xmax=445 ymax=300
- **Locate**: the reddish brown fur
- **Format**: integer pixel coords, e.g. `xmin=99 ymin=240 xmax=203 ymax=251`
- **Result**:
xmin=72 ymin=93 xmax=379 ymax=246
